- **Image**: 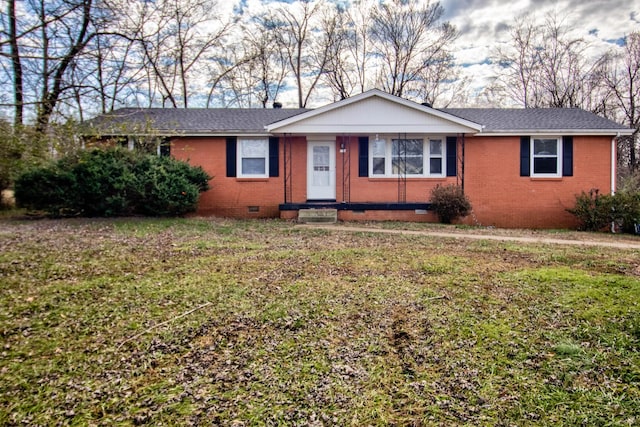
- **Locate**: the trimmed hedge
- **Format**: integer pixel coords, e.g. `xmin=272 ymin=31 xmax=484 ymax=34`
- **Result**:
xmin=15 ymin=148 xmax=211 ymax=217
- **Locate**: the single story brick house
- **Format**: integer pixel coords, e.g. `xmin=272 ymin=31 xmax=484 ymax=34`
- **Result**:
xmin=88 ymin=89 xmax=632 ymax=228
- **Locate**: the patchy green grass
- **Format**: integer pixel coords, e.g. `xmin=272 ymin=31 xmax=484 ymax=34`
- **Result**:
xmin=0 ymin=218 xmax=639 ymax=426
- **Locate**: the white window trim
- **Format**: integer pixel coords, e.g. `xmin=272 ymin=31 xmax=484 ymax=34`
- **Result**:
xmin=369 ymin=135 xmax=445 ymax=178
xmin=237 ymin=138 xmax=269 ymax=178
xmin=530 ymin=136 xmax=562 ymax=178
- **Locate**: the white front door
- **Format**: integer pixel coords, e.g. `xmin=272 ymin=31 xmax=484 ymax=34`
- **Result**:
xmin=307 ymin=141 xmax=336 ymax=200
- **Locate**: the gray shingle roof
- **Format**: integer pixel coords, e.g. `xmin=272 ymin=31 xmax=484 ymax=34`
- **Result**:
xmin=86 ymin=106 xmax=629 ymax=136
xmin=86 ymin=108 xmax=309 ymax=135
xmin=441 ymin=108 xmax=627 ymax=133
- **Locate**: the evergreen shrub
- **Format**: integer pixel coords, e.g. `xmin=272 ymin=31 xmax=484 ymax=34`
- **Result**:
xmin=15 ymin=148 xmax=211 ymax=217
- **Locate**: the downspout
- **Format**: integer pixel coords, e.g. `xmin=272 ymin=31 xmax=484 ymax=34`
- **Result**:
xmin=283 ymin=133 xmax=288 ymax=204
xmin=461 ymin=133 xmax=465 ymax=192
xmin=341 ymin=135 xmax=346 ymax=203
xmin=611 ymin=132 xmax=619 ymax=233
xmin=611 ymin=132 xmax=619 ymax=195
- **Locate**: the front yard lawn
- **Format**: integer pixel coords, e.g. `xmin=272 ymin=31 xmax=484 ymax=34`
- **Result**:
xmin=1 ymin=218 xmax=638 ymax=425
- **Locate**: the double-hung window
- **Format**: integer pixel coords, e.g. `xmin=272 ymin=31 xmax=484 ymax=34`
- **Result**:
xmin=238 ymin=138 xmax=269 ymax=178
xmin=429 ymin=139 xmax=443 ymax=175
xmin=372 ymin=138 xmax=387 ymax=175
xmin=369 ymin=136 xmax=444 ymax=177
xmin=531 ymin=137 xmax=561 ymax=177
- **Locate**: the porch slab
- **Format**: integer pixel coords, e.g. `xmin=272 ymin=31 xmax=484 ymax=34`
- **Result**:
xmin=280 ymin=202 xmax=432 ymax=211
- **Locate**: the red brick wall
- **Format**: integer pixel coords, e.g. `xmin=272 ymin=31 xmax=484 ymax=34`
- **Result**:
xmin=338 ymin=210 xmax=438 ymax=222
xmin=173 ymin=134 xmax=614 ymax=228
xmin=462 ymin=135 xmax=614 ymax=228
xmin=172 ymin=136 xmax=289 ymax=218
xmin=287 ymin=136 xmax=308 ymax=203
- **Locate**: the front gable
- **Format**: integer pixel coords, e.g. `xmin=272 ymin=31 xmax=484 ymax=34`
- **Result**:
xmin=266 ymin=89 xmax=482 ymax=135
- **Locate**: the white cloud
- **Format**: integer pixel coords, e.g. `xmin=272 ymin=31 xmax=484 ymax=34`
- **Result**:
xmin=440 ymin=0 xmax=640 ymax=104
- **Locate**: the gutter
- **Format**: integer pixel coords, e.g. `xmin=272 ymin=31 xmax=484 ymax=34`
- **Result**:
xmin=89 ymin=131 xmax=273 ymax=138
xmin=478 ymin=129 xmax=633 ymax=137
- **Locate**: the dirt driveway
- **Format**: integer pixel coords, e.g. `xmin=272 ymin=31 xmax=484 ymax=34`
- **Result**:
xmin=297 ymin=224 xmax=640 ymax=250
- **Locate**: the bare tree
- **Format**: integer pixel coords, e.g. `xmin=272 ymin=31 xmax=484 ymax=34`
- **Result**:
xmin=88 ymin=26 xmax=144 ymax=114
xmin=56 ymin=19 xmax=147 ymax=122
xmin=264 ymin=0 xmax=335 ymax=108
xmin=36 ymin=0 xmax=97 ymax=132
xmin=417 ymin=54 xmax=468 ymax=107
xmin=218 ymin=21 xmax=288 ymax=108
xmin=494 ymin=13 xmax=604 ymax=109
xmin=600 ymin=32 xmax=640 ymax=172
xmin=321 ymin=6 xmax=352 ymax=100
xmin=129 ymin=0 xmax=234 ymax=108
xmin=537 ymin=15 xmax=593 ymax=108
xmin=494 ymin=16 xmax=541 ymax=108
xmin=0 ymin=0 xmax=101 ymax=132
xmin=369 ymin=0 xmax=457 ymax=99
xmin=204 ymin=48 xmax=253 ymax=108
xmin=347 ymin=0 xmax=375 ymax=94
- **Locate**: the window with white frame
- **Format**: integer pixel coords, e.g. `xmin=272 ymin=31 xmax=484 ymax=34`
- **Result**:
xmin=531 ymin=137 xmax=561 ymax=177
xmin=238 ymin=138 xmax=269 ymax=177
xmin=429 ymin=139 xmax=443 ymax=175
xmin=370 ymin=137 xmax=444 ymax=177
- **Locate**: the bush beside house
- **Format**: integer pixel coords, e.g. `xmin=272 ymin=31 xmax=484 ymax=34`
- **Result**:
xmin=569 ymin=189 xmax=640 ymax=233
xmin=430 ymin=184 xmax=472 ymax=224
xmin=14 ymin=148 xmax=211 ymax=217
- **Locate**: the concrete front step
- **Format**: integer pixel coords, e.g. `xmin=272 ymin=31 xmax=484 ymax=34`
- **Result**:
xmin=298 ymin=208 xmax=338 ymax=223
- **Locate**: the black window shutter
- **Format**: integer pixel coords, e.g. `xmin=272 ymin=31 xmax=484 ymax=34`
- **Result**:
xmin=159 ymin=137 xmax=171 ymax=157
xmin=226 ymin=136 xmax=237 ymax=177
xmin=269 ymin=136 xmax=279 ymax=177
xmin=358 ymin=136 xmax=369 ymax=177
xmin=562 ymin=136 xmax=573 ymax=176
xmin=520 ymin=136 xmax=530 ymax=176
xmin=446 ymin=136 xmax=457 ymax=177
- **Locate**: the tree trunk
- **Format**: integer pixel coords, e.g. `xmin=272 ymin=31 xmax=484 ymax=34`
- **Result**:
xmin=8 ymin=0 xmax=23 ymax=127
xmin=35 ymin=0 xmax=94 ymax=134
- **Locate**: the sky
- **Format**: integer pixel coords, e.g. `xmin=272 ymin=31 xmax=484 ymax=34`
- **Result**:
xmin=439 ymin=0 xmax=640 ymax=101
xmin=245 ymin=0 xmax=640 ymax=107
